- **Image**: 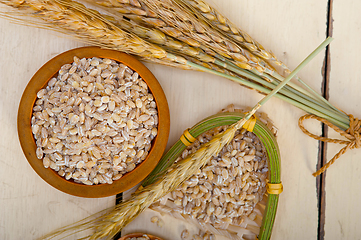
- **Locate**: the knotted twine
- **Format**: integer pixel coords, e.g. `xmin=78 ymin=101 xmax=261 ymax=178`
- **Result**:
xmin=298 ymin=114 xmax=361 ymax=177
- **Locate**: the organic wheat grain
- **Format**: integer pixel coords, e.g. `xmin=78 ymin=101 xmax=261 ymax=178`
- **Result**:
xmin=31 ymin=56 xmax=158 ymax=185
xmin=168 ymin=124 xmax=268 ymax=227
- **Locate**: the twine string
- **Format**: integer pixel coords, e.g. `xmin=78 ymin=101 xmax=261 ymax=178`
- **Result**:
xmin=298 ymin=114 xmax=361 ymax=177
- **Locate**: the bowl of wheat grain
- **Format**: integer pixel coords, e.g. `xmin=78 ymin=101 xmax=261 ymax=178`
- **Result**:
xmin=17 ymin=46 xmax=170 ymax=198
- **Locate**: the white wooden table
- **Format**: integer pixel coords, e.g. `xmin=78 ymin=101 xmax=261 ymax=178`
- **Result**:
xmin=0 ymin=0 xmax=360 ymax=239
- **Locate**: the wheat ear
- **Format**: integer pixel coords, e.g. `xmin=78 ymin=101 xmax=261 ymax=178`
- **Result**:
xmin=78 ymin=1 xmax=345 ymax=120
xmin=90 ymin=0 xmax=329 ymax=109
xmin=179 ymin=0 xmax=280 ymax=64
xmin=3 ymin=0 xmax=345 ymax=125
xmin=104 ymin=11 xmax=265 ymax=91
xmin=0 ymin=0 xmax=310 ymax=108
xmin=0 ymin=0 xmax=193 ymax=68
xmin=176 ymin=0 xmax=347 ymax=113
xmin=179 ymin=0 xmax=302 ymax=78
xmin=86 ymin=0 xmax=275 ymax=73
xmin=101 ymin=12 xmax=276 ymax=88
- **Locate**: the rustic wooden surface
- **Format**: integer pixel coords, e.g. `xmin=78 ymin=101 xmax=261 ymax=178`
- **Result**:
xmin=324 ymin=1 xmax=361 ymax=240
xmin=0 ymin=0 xmax=358 ymax=239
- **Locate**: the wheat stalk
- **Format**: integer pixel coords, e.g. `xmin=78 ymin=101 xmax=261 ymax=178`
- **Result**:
xmin=105 ymin=13 xmax=216 ymax=63
xmin=85 ymin=0 xmax=274 ymax=73
xmin=0 ymin=0 xmax=195 ymax=68
xmin=3 ymin=0 xmax=322 ymax=113
xmin=1 ymin=0 xmax=349 ymax=123
xmin=175 ymin=0 xmax=344 ymax=114
xmin=3 ymin=0 xmax=342 ymax=125
xmin=1 ymin=0 xmax=351 ymax=129
xmin=0 ymin=0 xmax=270 ymax=87
xmin=178 ymin=0 xmax=281 ymax=65
xmin=151 ymin=0 xmax=347 ymax=121
xmin=85 ymin=0 xmax=348 ymax=125
xmin=4 ymin=0 xmax=341 ymax=124
xmin=100 ymin=8 xmax=345 ymax=121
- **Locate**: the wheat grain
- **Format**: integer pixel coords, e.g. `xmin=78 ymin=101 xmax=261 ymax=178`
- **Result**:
xmin=167 ymin=125 xmax=268 ymax=226
xmin=32 ymin=56 xmax=158 ymax=185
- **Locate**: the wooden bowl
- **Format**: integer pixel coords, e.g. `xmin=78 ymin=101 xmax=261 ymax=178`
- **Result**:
xmin=118 ymin=233 xmax=163 ymax=240
xmin=17 ymin=47 xmax=170 ymax=198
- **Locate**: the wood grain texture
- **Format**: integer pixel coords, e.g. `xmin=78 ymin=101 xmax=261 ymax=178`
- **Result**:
xmin=325 ymin=1 xmax=361 ymax=239
xmin=0 ymin=0 xmax=329 ymax=239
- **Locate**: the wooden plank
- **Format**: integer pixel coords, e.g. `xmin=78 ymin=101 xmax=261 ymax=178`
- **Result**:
xmin=123 ymin=0 xmax=328 ymax=239
xmin=325 ymin=1 xmax=361 ymax=239
xmin=0 ymin=13 xmax=114 ymax=239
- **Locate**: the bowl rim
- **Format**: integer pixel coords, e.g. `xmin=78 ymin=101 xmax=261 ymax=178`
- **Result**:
xmin=17 ymin=46 xmax=170 ymax=198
